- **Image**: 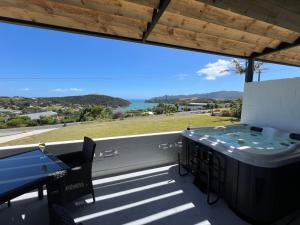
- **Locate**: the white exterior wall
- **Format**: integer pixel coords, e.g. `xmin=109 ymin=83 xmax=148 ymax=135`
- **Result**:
xmin=241 ymin=77 xmax=300 ymax=133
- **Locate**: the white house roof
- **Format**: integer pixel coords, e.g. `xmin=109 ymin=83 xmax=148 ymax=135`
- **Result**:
xmin=22 ymin=111 xmax=57 ymax=120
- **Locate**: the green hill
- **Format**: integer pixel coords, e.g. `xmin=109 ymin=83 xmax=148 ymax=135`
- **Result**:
xmin=0 ymin=94 xmax=130 ymax=109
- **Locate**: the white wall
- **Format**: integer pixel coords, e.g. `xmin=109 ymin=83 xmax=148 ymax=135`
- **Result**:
xmin=241 ymin=77 xmax=300 ymax=133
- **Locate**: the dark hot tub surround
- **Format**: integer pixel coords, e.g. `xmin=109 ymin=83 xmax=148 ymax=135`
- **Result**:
xmin=180 ymin=124 xmax=300 ymax=224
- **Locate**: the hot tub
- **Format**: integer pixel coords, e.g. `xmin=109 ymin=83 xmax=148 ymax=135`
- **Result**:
xmin=181 ymin=124 xmax=300 ymax=224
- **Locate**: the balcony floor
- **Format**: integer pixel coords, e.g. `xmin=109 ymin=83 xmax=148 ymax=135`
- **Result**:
xmin=1 ymin=165 xmax=299 ymax=225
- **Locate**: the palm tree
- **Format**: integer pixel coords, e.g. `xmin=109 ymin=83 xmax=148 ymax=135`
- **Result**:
xmin=230 ymin=59 xmax=266 ymax=81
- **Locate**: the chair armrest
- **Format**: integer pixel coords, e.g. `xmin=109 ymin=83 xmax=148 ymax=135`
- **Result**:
xmin=66 ymin=163 xmax=92 ymax=179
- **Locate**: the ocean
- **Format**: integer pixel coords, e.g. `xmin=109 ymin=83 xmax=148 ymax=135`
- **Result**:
xmin=116 ymin=99 xmax=158 ymax=112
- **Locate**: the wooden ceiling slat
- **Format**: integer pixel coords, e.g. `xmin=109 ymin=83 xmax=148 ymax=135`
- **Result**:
xmin=0 ymin=0 xmax=300 ymax=67
xmin=153 ymin=24 xmax=263 ymax=53
xmin=159 ymin=12 xmax=281 ymax=49
xmin=148 ymin=32 xmax=250 ymax=56
xmin=149 ymin=33 xmax=250 ymax=56
xmin=51 ymin=0 xmax=154 ymax=22
xmin=259 ymin=47 xmax=300 ymax=62
xmin=0 ymin=0 xmax=147 ymax=32
xmin=0 ymin=5 xmax=142 ymax=39
xmin=167 ymin=0 xmax=299 ymax=43
xmin=123 ymin=0 xmax=160 ymax=9
xmin=196 ymin=0 xmax=300 ymax=33
xmin=259 ymin=54 xmax=300 ymax=66
xmin=268 ymin=0 xmax=300 ymax=15
xmin=265 ymin=53 xmax=300 ymax=62
xmin=282 ymin=46 xmax=300 ymax=54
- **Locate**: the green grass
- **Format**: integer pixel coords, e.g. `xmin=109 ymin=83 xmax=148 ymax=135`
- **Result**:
xmin=0 ymin=114 xmax=238 ymax=146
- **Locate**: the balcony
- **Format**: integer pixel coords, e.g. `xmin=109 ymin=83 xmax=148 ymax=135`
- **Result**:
xmin=1 ymin=132 xmax=299 ymax=225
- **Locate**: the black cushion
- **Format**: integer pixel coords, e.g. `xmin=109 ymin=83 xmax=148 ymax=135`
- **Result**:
xmin=250 ymin=126 xmax=263 ymax=132
xmin=290 ymin=133 xmax=300 ymax=141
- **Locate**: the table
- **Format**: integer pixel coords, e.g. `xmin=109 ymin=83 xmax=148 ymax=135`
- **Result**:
xmin=0 ymin=149 xmax=69 ymax=205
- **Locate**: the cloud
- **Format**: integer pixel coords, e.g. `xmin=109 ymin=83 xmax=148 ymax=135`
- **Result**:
xmin=197 ymin=59 xmax=232 ymax=80
xmin=176 ymin=74 xmax=189 ymax=80
xmin=21 ymin=88 xmax=31 ymax=91
xmin=51 ymin=88 xmax=84 ymax=92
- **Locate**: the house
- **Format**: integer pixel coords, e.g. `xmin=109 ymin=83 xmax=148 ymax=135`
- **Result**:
xmin=178 ymin=103 xmax=207 ymax=112
xmin=22 ymin=111 xmax=58 ymax=120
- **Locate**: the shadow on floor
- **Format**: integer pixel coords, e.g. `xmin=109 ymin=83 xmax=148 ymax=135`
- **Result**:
xmin=1 ymin=165 xmax=298 ymax=225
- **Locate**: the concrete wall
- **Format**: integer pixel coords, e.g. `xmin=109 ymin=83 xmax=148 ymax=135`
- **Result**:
xmin=0 ymin=132 xmax=181 ymax=177
xmin=241 ymin=77 xmax=300 ymax=133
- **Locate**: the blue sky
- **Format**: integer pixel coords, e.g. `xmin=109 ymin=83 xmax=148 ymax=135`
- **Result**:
xmin=0 ymin=22 xmax=299 ymax=99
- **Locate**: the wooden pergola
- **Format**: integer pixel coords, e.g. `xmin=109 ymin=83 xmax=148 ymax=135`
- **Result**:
xmin=1 ymin=0 xmax=300 ymax=81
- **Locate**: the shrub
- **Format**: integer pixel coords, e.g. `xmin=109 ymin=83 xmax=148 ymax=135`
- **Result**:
xmin=221 ymin=110 xmax=232 ymax=117
xmin=79 ymin=105 xmax=113 ymax=121
xmin=153 ymin=103 xmax=177 ymax=115
xmin=7 ymin=116 xmax=32 ymax=127
xmin=0 ymin=122 xmax=7 ymax=129
xmin=113 ymin=111 xmax=124 ymax=120
xmin=38 ymin=116 xmax=57 ymax=125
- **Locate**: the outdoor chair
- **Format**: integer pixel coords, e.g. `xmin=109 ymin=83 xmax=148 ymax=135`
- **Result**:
xmin=47 ymin=137 xmax=96 ymax=205
xmin=51 ymin=204 xmax=83 ymax=225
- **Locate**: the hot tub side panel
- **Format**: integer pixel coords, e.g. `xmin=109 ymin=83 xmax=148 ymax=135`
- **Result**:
xmin=182 ymin=136 xmax=300 ymax=224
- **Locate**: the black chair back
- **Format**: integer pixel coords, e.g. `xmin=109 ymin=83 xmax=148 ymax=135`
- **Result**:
xmin=82 ymin=136 xmax=96 ymax=164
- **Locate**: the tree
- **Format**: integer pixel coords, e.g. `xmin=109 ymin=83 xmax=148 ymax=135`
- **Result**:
xmin=79 ymin=105 xmax=112 ymax=121
xmin=231 ymin=59 xmax=266 ymax=81
xmin=153 ymin=103 xmax=177 ymax=115
xmin=230 ymin=98 xmax=243 ymax=119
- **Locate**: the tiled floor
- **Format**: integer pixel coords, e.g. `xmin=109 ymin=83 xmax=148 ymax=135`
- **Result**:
xmin=0 ymin=165 xmax=299 ymax=225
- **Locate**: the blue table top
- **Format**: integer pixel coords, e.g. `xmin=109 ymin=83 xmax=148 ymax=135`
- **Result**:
xmin=0 ymin=149 xmax=67 ymax=196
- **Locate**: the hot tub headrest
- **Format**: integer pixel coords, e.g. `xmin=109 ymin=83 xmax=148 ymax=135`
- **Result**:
xmin=290 ymin=133 xmax=300 ymax=141
xmin=250 ymin=126 xmax=263 ymax=132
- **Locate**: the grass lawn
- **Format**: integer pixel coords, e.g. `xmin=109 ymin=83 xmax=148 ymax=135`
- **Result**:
xmin=0 ymin=114 xmax=238 ymax=146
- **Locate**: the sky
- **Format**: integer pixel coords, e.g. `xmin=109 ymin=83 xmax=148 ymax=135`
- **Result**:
xmin=0 ymin=22 xmax=299 ymax=99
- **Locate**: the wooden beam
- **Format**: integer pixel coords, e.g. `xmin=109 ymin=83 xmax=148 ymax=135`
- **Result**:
xmin=167 ymin=0 xmax=299 ymax=43
xmin=258 ymin=48 xmax=300 ymax=65
xmin=264 ymin=52 xmax=300 ymax=62
xmin=196 ymin=0 xmax=300 ymax=33
xmin=0 ymin=5 xmax=143 ymax=39
xmin=51 ymin=0 xmax=154 ymax=22
xmin=256 ymin=58 xmax=300 ymax=67
xmin=148 ymin=32 xmax=250 ymax=56
xmin=159 ymin=11 xmax=281 ymax=49
xmin=0 ymin=0 xmax=147 ymax=33
xmin=124 ymin=0 xmax=160 ymax=9
xmin=143 ymin=0 xmax=170 ymax=41
xmin=153 ymin=24 xmax=263 ymax=53
xmin=0 ymin=16 xmax=250 ymax=60
xmin=245 ymin=59 xmax=254 ymax=83
xmin=251 ymin=37 xmax=300 ymax=58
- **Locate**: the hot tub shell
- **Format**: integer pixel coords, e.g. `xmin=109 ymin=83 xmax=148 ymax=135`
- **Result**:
xmin=181 ymin=124 xmax=300 ymax=224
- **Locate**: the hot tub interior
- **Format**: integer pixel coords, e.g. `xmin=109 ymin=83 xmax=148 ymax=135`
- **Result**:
xmin=189 ymin=125 xmax=300 ymax=150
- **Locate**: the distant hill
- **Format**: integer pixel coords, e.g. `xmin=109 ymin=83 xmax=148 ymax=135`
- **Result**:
xmin=39 ymin=95 xmax=130 ymax=107
xmin=0 ymin=94 xmax=130 ymax=109
xmin=145 ymin=91 xmax=243 ymax=103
